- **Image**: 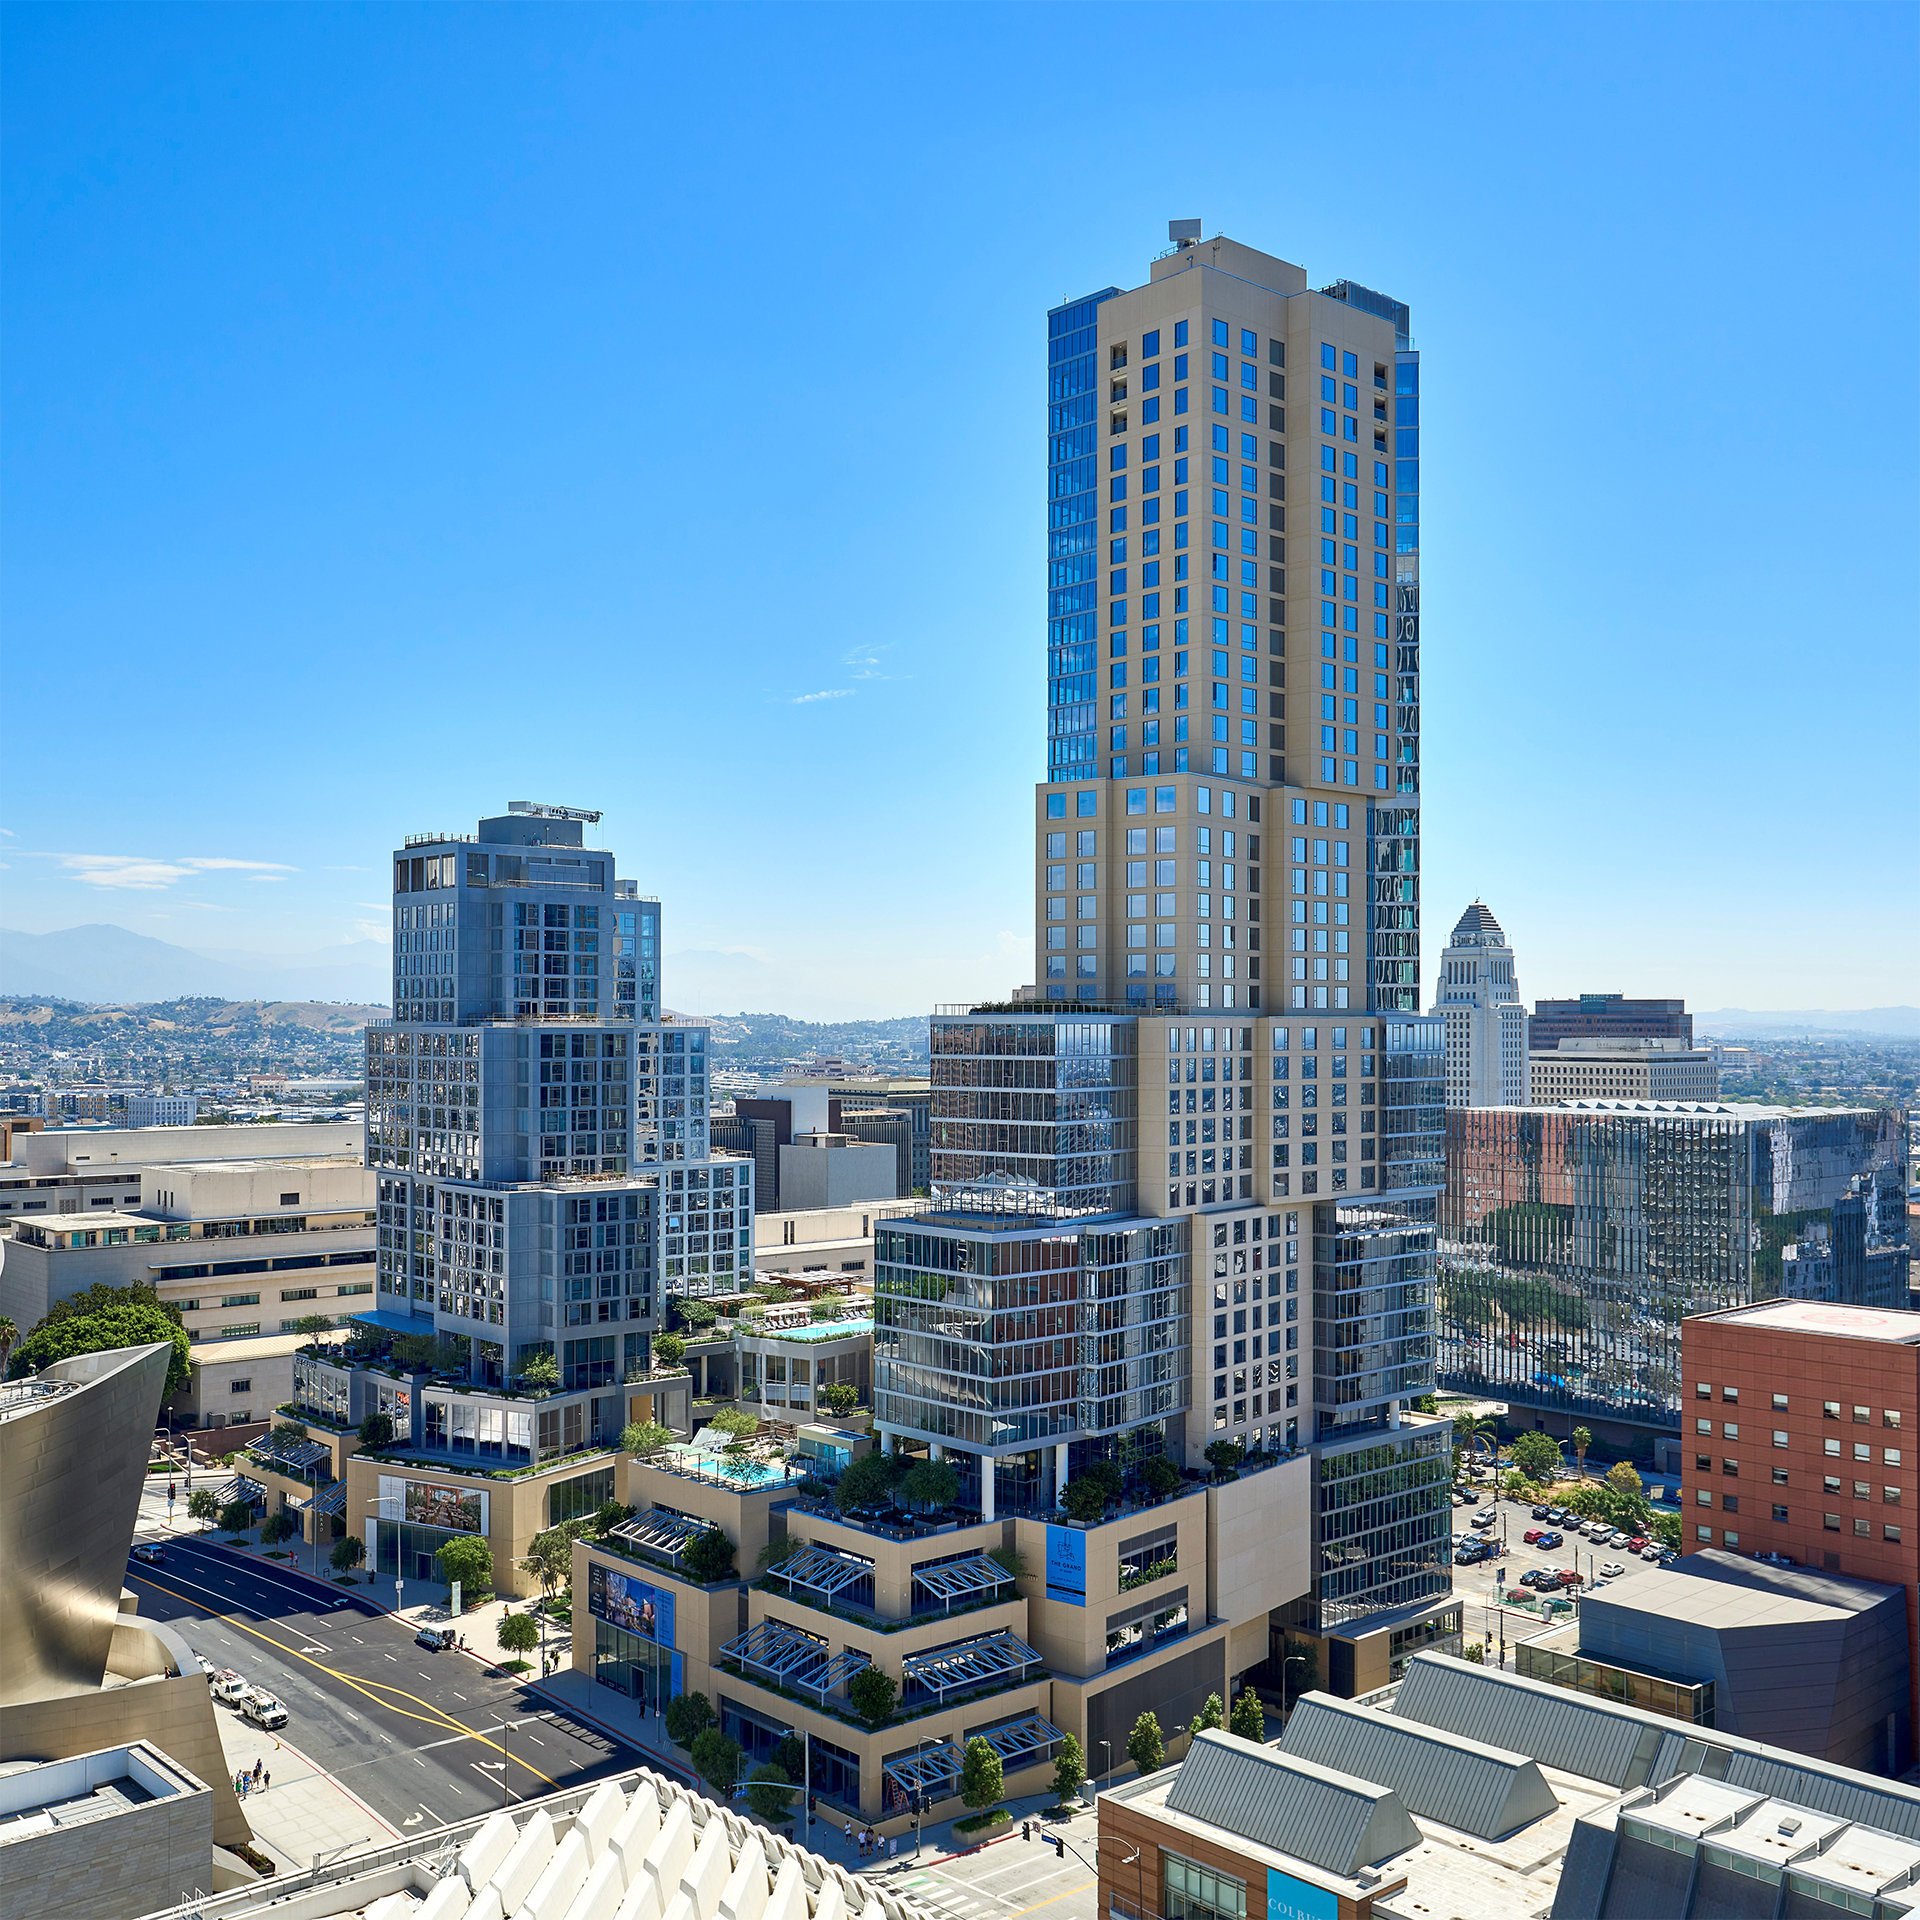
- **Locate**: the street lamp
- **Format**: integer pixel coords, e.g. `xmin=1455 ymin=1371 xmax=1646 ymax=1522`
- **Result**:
xmin=1279 ymin=1653 xmax=1308 ymax=1724
xmin=1098 ymin=1739 xmax=1111 ymax=1799
xmin=1098 ymin=1837 xmax=1143 ymax=1920
xmin=476 ymin=1720 xmax=527 ymax=1808
xmin=309 ymin=1837 xmax=369 ymax=1891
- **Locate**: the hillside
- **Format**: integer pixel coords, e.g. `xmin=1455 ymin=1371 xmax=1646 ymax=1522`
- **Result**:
xmin=0 ymin=996 xmax=383 ymax=1082
xmin=0 ymin=923 xmax=389 ymax=1005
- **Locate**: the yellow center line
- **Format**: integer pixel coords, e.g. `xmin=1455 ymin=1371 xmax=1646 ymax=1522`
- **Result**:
xmin=1009 ymin=1881 xmax=1095 ymax=1916
xmin=128 ymin=1568 xmax=562 ymax=1790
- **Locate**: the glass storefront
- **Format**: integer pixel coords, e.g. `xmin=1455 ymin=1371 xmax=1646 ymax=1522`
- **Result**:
xmin=1517 ymin=1638 xmax=1714 ymax=1725
xmin=374 ymin=1519 xmax=470 ymax=1585
xmin=594 ymin=1617 xmax=675 ymax=1710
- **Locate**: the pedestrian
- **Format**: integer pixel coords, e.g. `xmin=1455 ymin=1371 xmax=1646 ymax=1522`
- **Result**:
xmin=253 ymin=1758 xmax=263 ymax=1784
xmin=844 ymin=1821 xmax=853 ymax=1850
xmin=263 ymin=1770 xmax=271 ymax=1792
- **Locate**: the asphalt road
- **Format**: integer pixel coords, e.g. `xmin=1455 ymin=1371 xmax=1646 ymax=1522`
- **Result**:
xmin=125 ymin=1540 xmax=636 ymax=1836
xmin=891 ymin=1815 xmax=1098 ymax=1920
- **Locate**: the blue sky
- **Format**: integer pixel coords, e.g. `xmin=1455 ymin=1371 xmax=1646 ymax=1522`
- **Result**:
xmin=5 ymin=2 xmax=1915 ymax=1018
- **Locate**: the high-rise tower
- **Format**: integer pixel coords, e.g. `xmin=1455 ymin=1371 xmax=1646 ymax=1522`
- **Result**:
xmin=365 ymin=804 xmax=751 ymax=1391
xmin=1431 ymin=901 xmax=1528 ymax=1107
xmin=876 ymin=230 xmax=1453 ymax=1696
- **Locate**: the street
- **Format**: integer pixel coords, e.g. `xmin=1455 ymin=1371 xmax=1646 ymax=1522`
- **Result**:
xmin=889 ymin=1816 xmax=1099 ymax=1920
xmin=125 ymin=1539 xmax=634 ymax=1839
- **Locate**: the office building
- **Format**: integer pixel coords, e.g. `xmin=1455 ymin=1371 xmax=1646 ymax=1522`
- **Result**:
xmin=1094 ymin=1654 xmax=1920 ymax=1920
xmin=124 ymin=1093 xmax=198 ymax=1128
xmin=834 ymin=1105 xmax=912 ymax=1196
xmin=1531 ymin=992 xmax=1693 ymax=1051
xmin=1682 ymin=1300 xmax=1920 ymax=1750
xmin=1431 ymin=900 xmax=1527 ymax=1107
xmin=1528 ymin=1037 xmax=1718 ymax=1104
xmin=1439 ymin=1104 xmax=1912 ymax=1444
xmin=774 ymin=1131 xmax=897 ymax=1211
xmin=870 ymin=228 xmax=1452 ymax=1702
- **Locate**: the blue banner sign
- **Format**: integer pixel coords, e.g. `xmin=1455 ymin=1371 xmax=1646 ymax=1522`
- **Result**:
xmin=1045 ymin=1524 xmax=1086 ymax=1605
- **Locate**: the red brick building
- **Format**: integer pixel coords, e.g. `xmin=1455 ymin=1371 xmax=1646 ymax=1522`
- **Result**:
xmin=1682 ymin=1300 xmax=1920 ymax=1736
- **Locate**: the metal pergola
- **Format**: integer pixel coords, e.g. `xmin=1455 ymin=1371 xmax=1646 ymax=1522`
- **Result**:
xmin=721 ymin=1619 xmax=871 ymax=1704
xmin=972 ymin=1713 xmax=1065 ymax=1767
xmin=250 ymin=1435 xmax=332 ymax=1475
xmin=910 ymin=1553 xmax=1012 ymax=1613
xmin=901 ymin=1630 xmax=1042 ymax=1703
xmin=882 ymin=1742 xmax=963 ymax=1796
xmin=298 ymin=1481 xmax=347 ymax=1516
xmin=770 ymin=1544 xmax=875 ymax=1605
xmin=610 ymin=1509 xmax=710 ymax=1567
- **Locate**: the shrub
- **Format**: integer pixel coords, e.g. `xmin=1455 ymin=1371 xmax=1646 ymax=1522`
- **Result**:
xmin=681 ymin=1525 xmax=736 ymax=1584
xmin=517 ymin=1352 xmax=561 ymax=1396
xmin=591 ymin=1500 xmax=631 ymax=1538
xmin=960 ymin=1735 xmax=1004 ymax=1812
xmin=987 ymin=1545 xmax=1028 ymax=1582
xmin=900 ymin=1459 xmax=959 ymax=1512
xmin=819 ymin=1381 xmax=859 ymax=1416
xmin=329 ymin=1535 xmax=365 ymax=1574
xmin=356 ymin=1413 xmax=395 ymax=1451
xmin=651 ymin=1334 xmax=687 ymax=1368
xmin=1126 ymin=1712 xmax=1165 ymax=1776
xmin=847 ymin=1666 xmax=897 ymax=1728
xmin=665 ymin=1691 xmax=713 ymax=1749
xmin=620 ymin=1421 xmax=673 ymax=1458
xmin=1204 ymin=1439 xmax=1245 ymax=1479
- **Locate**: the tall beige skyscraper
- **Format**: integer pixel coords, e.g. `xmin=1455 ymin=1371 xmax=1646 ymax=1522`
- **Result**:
xmin=1042 ymin=229 xmax=1420 ymax=1019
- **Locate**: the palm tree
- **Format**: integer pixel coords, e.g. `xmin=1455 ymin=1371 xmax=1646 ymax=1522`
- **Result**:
xmin=1572 ymin=1427 xmax=1593 ymax=1480
xmin=0 ymin=1316 xmax=16 ymax=1376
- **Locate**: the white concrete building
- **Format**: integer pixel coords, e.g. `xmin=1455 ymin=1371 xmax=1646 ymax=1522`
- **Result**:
xmin=1430 ymin=901 xmax=1528 ymax=1107
xmin=1529 ymin=1036 xmax=1720 ymax=1104
xmin=124 ymin=1094 xmax=198 ymax=1128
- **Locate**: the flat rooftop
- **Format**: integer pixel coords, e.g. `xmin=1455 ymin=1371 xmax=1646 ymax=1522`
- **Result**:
xmin=1695 ymin=1299 xmax=1920 ymax=1344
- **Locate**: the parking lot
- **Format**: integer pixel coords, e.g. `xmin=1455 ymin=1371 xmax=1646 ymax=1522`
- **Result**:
xmin=1444 ymin=1485 xmax=1679 ymax=1663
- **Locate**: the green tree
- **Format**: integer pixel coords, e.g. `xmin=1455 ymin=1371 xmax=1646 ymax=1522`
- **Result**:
xmin=1650 ymin=1510 xmax=1682 ymax=1552
xmin=1410 ymin=1393 xmax=1440 ymax=1414
xmin=497 ymin=1610 xmax=540 ymax=1659
xmin=329 ymin=1534 xmax=365 ymax=1575
xmin=987 ymin=1545 xmax=1028 ymax=1583
xmin=819 ymin=1381 xmax=859 ymax=1416
xmin=690 ymin=1727 xmax=743 ymax=1797
xmin=900 ymin=1459 xmax=959 ymax=1512
xmin=808 ymin=1301 xmax=838 ymax=1322
xmin=187 ymin=1487 xmax=219 ymax=1528
xmin=664 ymin=1691 xmax=713 ymax=1749
xmin=1140 ymin=1456 xmax=1182 ymax=1500
xmin=681 ymin=1525 xmax=736 ymax=1584
xmin=1204 ymin=1439 xmax=1245 ymax=1480
xmin=8 ymin=1297 xmax=190 ymax=1395
xmin=434 ymin=1534 xmax=494 ymax=1601
xmin=847 ymin=1666 xmax=897 ymax=1728
xmin=1229 ymin=1688 xmax=1265 ymax=1742
xmin=270 ymin=1419 xmax=309 ymax=1446
xmin=652 ymin=1333 xmax=687 ymax=1369
xmin=1125 ymin=1712 xmax=1165 ymax=1776
xmin=292 ymin=1313 xmax=333 ymax=1349
xmin=518 ymin=1351 xmax=561 ymax=1397
xmin=1085 ymin=1460 xmax=1124 ymax=1502
xmin=1509 ymin=1431 xmax=1565 ymax=1484
xmin=0 ymin=1316 xmax=17 ymax=1374
xmin=757 ymin=1535 xmax=802 ymax=1572
xmin=1187 ymin=1692 xmax=1226 ymax=1740
xmin=1061 ymin=1475 xmax=1108 ymax=1523
xmin=1561 ymin=1482 xmax=1606 ymax=1519
xmin=519 ymin=1526 xmax=579 ymax=1609
xmin=219 ymin=1498 xmax=256 ymax=1535
xmin=1462 ymin=1640 xmax=1487 ymax=1665
xmin=1051 ymin=1732 xmax=1086 ymax=1805
xmin=591 ymin=1500 xmax=631 ymax=1538
xmin=619 ymin=1420 xmax=674 ymax=1458
xmin=259 ymin=1510 xmax=299 ymax=1547
xmin=960 ymin=1735 xmax=1004 ymax=1812
xmin=705 ymin=1408 xmax=759 ymax=1442
xmin=1572 ymin=1427 xmax=1593 ymax=1477
xmin=745 ymin=1761 xmax=795 ymax=1826
xmin=834 ymin=1450 xmax=899 ymax=1515
xmin=356 ymin=1412 xmax=395 ymax=1451
xmin=1606 ymin=1459 xmax=1645 ymax=1502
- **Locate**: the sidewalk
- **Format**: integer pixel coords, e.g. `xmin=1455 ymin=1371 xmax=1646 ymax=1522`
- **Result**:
xmin=211 ymin=1709 xmax=401 ymax=1875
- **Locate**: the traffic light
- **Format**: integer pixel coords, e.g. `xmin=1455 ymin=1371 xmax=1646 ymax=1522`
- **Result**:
xmin=1052 ymin=1836 xmax=1065 ymax=1859
xmin=1022 ymin=1821 xmax=1032 ymax=1842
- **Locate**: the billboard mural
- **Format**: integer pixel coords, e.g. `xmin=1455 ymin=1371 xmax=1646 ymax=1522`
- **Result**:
xmin=1045 ymin=1524 xmax=1087 ymax=1606
xmin=587 ymin=1562 xmax=677 ymax=1649
xmin=403 ymin=1481 xmax=483 ymax=1533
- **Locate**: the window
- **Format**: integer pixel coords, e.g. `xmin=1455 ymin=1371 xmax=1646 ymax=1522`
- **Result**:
xmin=1855 ymin=1406 xmax=1871 ymax=1423
xmin=1772 ymin=1467 xmax=1789 ymax=1484
xmin=230 ymin=1378 xmax=252 ymax=1394
xmin=1722 ymin=1423 xmax=1738 ymax=1439
xmin=1696 ymin=1525 xmax=1713 ymax=1542
xmin=1889 ymin=1411 xmax=1905 ymax=1429
xmin=1722 ymin=1494 xmax=1738 ymax=1512
xmin=1855 ymin=1518 xmax=1872 ymax=1537
xmin=1772 ymin=1394 xmax=1789 ymax=1411
xmin=221 ymin=1293 xmax=260 ymax=1308
xmin=1888 ymin=1527 xmax=1904 ymax=1543
xmin=1695 ymin=1418 xmax=1712 ymax=1435
xmin=279 ymin=1192 xmax=300 ymax=1206
xmin=1888 ymin=1449 xmax=1904 ymax=1466
xmin=1887 ymin=1487 xmax=1903 ymax=1505
xmin=1773 ymin=1431 xmax=1789 ymax=1448
xmin=1723 ymin=1386 xmax=1738 ymax=1402
xmin=1772 ymin=1504 xmax=1789 ymax=1521
xmin=1824 ymin=1401 xmax=1841 ymax=1419
xmin=1824 ymin=1513 xmax=1842 ymax=1531
xmin=1722 ymin=1459 xmax=1738 ymax=1477
xmin=1694 ymin=1383 xmax=1711 ymax=1399
xmin=1825 ymin=1439 xmax=1842 ymax=1456
xmin=1856 ymin=1444 xmax=1872 ymax=1461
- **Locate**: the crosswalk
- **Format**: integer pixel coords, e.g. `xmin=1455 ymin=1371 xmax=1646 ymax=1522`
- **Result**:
xmin=897 ymin=1857 xmax=1095 ymax=1920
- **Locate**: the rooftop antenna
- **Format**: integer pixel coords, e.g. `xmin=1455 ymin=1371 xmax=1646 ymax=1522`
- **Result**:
xmin=1168 ymin=218 xmax=1202 ymax=250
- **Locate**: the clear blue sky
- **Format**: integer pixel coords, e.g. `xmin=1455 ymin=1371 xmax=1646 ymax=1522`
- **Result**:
xmin=5 ymin=2 xmax=1915 ymax=1018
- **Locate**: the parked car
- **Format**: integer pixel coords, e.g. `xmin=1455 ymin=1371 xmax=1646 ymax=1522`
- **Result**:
xmin=1540 ymin=1596 xmax=1576 ymax=1617
xmin=131 ymin=1544 xmax=165 ymax=1565
xmin=1517 ymin=1569 xmax=1544 ymax=1588
xmin=210 ymin=1673 xmax=250 ymax=1705
xmin=1587 ymin=1520 xmax=1614 ymax=1541
xmin=1625 ymin=1536 xmax=1648 ymax=1553
xmin=1607 ymin=1530 xmax=1632 ymax=1547
xmin=1473 ymin=1510 xmax=1497 ymax=1528
xmin=1599 ymin=1559 xmax=1627 ymax=1578
xmin=1553 ymin=1568 xmax=1584 ymax=1588
xmin=416 ymin=1626 xmax=454 ymax=1652
xmin=241 ymin=1691 xmax=288 ymax=1731
xmin=1522 ymin=1528 xmax=1545 ymax=1545
xmin=193 ymin=1654 xmax=219 ymax=1679
xmin=1531 ymin=1504 xmax=1553 ymax=1520
xmin=1547 ymin=1507 xmax=1570 ymax=1524
xmin=1536 ymin=1530 xmax=1563 ymax=1549
xmin=1641 ymin=1546 xmax=1664 ymax=1562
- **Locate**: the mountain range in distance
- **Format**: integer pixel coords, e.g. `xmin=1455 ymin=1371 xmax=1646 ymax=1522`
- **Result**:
xmin=3 ymin=926 xmax=1916 ymax=1040
xmin=0 ymin=923 xmax=390 ymax=1007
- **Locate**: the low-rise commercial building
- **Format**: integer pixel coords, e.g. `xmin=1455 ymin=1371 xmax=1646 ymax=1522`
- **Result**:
xmin=125 ymin=1094 xmax=200 ymax=1128
xmin=1530 ymin=993 xmax=1693 ymax=1050
xmin=1528 ymin=1038 xmax=1719 ymax=1105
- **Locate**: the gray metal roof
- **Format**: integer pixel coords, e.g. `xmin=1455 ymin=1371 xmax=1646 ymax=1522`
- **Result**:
xmin=1163 ymin=1730 xmax=1421 ymax=1876
xmin=1279 ymin=1693 xmax=1559 ymax=1840
xmin=1392 ymin=1654 xmax=1668 ymax=1788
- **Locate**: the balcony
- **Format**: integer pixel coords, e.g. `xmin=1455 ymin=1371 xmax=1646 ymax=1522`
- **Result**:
xmin=721 ymin=1618 xmax=870 ymax=1708
xmin=902 ymin=1629 xmax=1043 ymax=1706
